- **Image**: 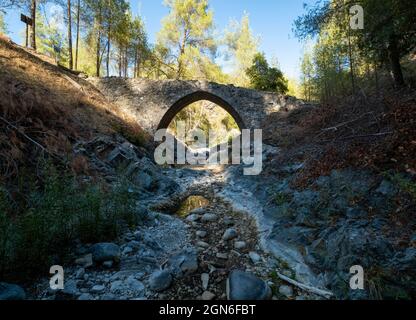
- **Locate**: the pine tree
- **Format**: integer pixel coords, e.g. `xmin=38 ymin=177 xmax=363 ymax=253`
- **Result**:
xmin=157 ymin=0 xmax=216 ymax=79
xmin=246 ymin=53 xmax=288 ymax=94
xmin=0 ymin=12 xmax=7 ymax=34
xmin=30 ymin=0 xmax=36 ymax=49
xmin=67 ymin=0 xmax=73 ymax=69
xmin=224 ymin=13 xmax=259 ymax=87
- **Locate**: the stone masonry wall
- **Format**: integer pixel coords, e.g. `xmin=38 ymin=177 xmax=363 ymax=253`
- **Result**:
xmin=88 ymin=77 xmax=306 ymax=135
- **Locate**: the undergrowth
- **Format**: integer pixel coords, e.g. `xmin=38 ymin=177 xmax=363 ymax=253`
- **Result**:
xmin=0 ymin=164 xmax=142 ymax=281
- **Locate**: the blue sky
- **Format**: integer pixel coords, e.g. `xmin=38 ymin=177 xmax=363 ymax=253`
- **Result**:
xmin=3 ymin=0 xmax=315 ymax=80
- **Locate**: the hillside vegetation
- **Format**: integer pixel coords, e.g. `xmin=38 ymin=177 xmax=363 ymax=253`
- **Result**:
xmin=0 ymin=35 xmax=149 ymax=184
xmin=0 ymin=36 xmax=150 ymax=280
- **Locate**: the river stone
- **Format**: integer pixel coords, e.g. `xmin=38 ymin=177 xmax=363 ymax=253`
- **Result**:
xmin=223 ymin=217 xmax=234 ymax=226
xmin=201 ymin=213 xmax=218 ymax=222
xmin=376 ymin=179 xmax=396 ymax=196
xmin=249 ymin=252 xmax=261 ymax=264
xmin=125 ymin=276 xmax=145 ymax=294
xmin=91 ymin=285 xmax=106 ymax=293
xmin=279 ymin=285 xmax=294 ymax=298
xmin=202 ymin=291 xmax=216 ymax=300
xmin=216 ymin=253 xmax=228 ymax=260
xmin=110 ymin=276 xmax=145 ymax=296
xmin=168 ymin=248 xmax=199 ymax=277
xmin=226 ymin=271 xmax=272 ymax=300
xmin=197 ymin=241 xmax=210 ymax=249
xmin=149 ymin=270 xmax=173 ymax=292
xmin=78 ymin=293 xmax=93 ymax=300
xmin=103 ymin=261 xmax=114 ymax=269
xmin=346 ymin=207 xmax=367 ymax=219
xmin=110 ymin=281 xmax=124 ymax=294
xmin=62 ymin=280 xmax=79 ymax=296
xmin=190 ymin=207 xmax=205 ymax=215
xmin=196 ymin=230 xmax=207 ymax=238
xmin=91 ymin=243 xmax=120 ymax=263
xmin=0 ymin=283 xmax=26 ymax=300
xmin=201 ymin=273 xmax=210 ymax=290
xmin=101 ymin=293 xmax=116 ymax=300
xmin=234 ymin=241 xmax=247 ymax=250
xmin=136 ymin=171 xmax=153 ymax=190
xmin=75 ymin=253 xmax=93 ymax=268
xmin=75 ymin=268 xmax=85 ymax=279
xmin=186 ymin=214 xmax=200 ymax=222
xmin=223 ymin=228 xmax=238 ymax=241
xmin=122 ymin=246 xmax=133 ymax=256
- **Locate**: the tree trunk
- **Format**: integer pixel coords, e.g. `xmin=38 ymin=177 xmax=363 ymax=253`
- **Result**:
xmin=75 ymin=0 xmax=80 ymax=70
xmin=347 ymin=28 xmax=356 ymax=94
xmin=388 ymin=36 xmax=405 ymax=87
xmin=96 ymin=6 xmax=102 ymax=77
xmin=30 ymin=0 xmax=36 ymax=50
xmin=136 ymin=47 xmax=140 ymax=78
xmin=133 ymin=47 xmax=137 ymax=78
xmin=176 ymin=32 xmax=187 ymax=79
xmin=124 ymin=46 xmax=128 ymax=77
xmin=67 ymin=0 xmax=73 ymax=70
xmin=106 ymin=22 xmax=111 ymax=77
xmin=118 ymin=46 xmax=122 ymax=77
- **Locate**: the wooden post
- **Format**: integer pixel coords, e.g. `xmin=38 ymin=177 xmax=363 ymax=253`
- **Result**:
xmin=20 ymin=14 xmax=33 ymax=48
xmin=25 ymin=23 xmax=28 ymax=47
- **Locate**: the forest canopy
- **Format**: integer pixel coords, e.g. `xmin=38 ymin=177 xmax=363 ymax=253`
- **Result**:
xmin=0 ymin=0 xmax=288 ymax=94
xmin=294 ymin=0 xmax=416 ymax=102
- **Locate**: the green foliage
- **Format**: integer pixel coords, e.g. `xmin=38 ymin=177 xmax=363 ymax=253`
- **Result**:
xmin=168 ymin=100 xmax=240 ymax=147
xmin=157 ymin=0 xmax=216 ymax=79
xmin=0 ymin=12 xmax=7 ymax=34
xmin=0 ymin=165 xmax=141 ymax=280
xmin=388 ymin=173 xmax=416 ymax=200
xmin=295 ymin=0 xmax=416 ymax=99
xmin=34 ymin=8 xmax=69 ymax=65
xmin=112 ymin=121 xmax=147 ymax=147
xmin=274 ymin=192 xmax=292 ymax=206
xmin=224 ymin=13 xmax=259 ymax=87
xmin=246 ymin=53 xmax=288 ymax=94
xmin=75 ymin=38 xmax=97 ymax=76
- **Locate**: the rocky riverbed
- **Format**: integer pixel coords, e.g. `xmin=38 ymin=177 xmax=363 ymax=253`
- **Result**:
xmin=2 ymin=136 xmax=414 ymax=300
xmin=26 ymin=162 xmax=324 ymax=301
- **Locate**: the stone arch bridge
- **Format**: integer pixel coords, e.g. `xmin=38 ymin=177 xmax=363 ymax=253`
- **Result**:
xmin=89 ymin=77 xmax=306 ymax=135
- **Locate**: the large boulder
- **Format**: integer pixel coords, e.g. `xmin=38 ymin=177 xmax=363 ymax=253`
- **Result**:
xmin=110 ymin=276 xmax=145 ymax=296
xmin=168 ymin=248 xmax=198 ymax=277
xmin=222 ymin=228 xmax=238 ymax=241
xmin=226 ymin=271 xmax=271 ymax=300
xmin=91 ymin=243 xmax=121 ymax=263
xmin=0 ymin=283 xmax=26 ymax=300
xmin=149 ymin=270 xmax=173 ymax=292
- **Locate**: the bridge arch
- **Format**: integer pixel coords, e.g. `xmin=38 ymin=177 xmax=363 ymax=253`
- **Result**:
xmin=156 ymin=91 xmax=247 ymax=131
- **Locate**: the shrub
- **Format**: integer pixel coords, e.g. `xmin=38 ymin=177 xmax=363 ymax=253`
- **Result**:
xmin=0 ymin=165 xmax=141 ymax=280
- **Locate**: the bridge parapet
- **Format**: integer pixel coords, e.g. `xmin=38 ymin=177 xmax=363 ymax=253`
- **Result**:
xmin=89 ymin=77 xmax=305 ymax=135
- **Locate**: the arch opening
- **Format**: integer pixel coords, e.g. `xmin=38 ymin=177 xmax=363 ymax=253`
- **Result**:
xmin=157 ymin=91 xmax=246 ymax=134
xmin=158 ymin=91 xmax=245 ymax=148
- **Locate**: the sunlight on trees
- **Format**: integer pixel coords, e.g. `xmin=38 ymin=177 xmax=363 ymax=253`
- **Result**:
xmin=157 ymin=0 xmax=217 ymax=80
xmin=1 ymin=0 xmax=294 ymax=90
xmin=224 ymin=12 xmax=259 ymax=87
xmin=0 ymin=12 xmax=7 ymax=34
xmin=246 ymin=53 xmax=288 ymax=94
xmin=167 ymin=101 xmax=240 ymax=147
xmin=295 ymin=0 xmax=416 ymax=102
